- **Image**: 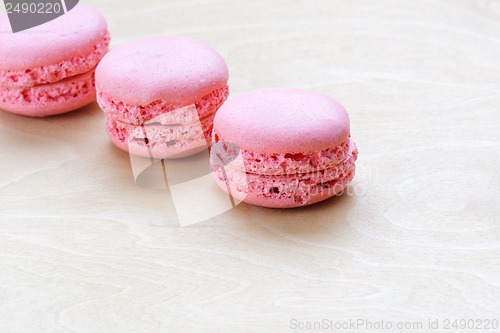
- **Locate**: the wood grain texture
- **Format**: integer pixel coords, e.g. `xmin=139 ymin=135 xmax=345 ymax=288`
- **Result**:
xmin=1 ymin=0 xmax=500 ymax=332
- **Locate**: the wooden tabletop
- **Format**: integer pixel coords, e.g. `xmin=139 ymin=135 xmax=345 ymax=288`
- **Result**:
xmin=1 ymin=0 xmax=499 ymax=332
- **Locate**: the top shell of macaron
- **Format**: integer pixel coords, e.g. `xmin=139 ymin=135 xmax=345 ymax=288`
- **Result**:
xmin=0 ymin=4 xmax=108 ymax=71
xmin=213 ymin=88 xmax=351 ymax=154
xmin=95 ymin=36 xmax=229 ymax=106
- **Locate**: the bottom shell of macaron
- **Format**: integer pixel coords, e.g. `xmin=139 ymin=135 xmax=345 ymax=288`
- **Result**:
xmin=106 ymin=112 xmax=214 ymax=159
xmin=0 ymin=71 xmax=96 ymax=117
xmin=211 ymin=143 xmax=358 ymax=208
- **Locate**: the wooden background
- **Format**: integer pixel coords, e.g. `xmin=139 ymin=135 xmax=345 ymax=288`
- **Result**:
xmin=1 ymin=0 xmax=499 ymax=332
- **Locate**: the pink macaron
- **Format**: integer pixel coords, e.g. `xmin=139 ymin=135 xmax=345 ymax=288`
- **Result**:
xmin=210 ymin=88 xmax=358 ymax=208
xmin=96 ymin=36 xmax=229 ymax=159
xmin=0 ymin=3 xmax=110 ymax=117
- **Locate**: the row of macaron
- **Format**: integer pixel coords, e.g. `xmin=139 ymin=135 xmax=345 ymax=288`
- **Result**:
xmin=0 ymin=3 xmax=358 ymax=208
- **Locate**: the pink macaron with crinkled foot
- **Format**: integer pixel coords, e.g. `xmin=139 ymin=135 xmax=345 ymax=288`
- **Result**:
xmin=0 ymin=3 xmax=110 ymax=117
xmin=95 ymin=36 xmax=229 ymax=159
xmin=210 ymin=88 xmax=358 ymax=208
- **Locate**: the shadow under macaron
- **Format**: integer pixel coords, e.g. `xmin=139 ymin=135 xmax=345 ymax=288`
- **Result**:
xmin=0 ymin=101 xmax=102 ymax=140
xmin=220 ymin=184 xmax=360 ymax=238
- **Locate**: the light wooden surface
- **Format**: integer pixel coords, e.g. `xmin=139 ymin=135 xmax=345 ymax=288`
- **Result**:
xmin=1 ymin=0 xmax=500 ymax=332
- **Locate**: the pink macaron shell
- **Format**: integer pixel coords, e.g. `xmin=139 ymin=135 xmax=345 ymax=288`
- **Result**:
xmin=213 ymin=88 xmax=351 ymax=154
xmin=95 ymin=36 xmax=229 ymax=106
xmin=0 ymin=4 xmax=109 ymax=72
xmin=0 ymin=70 xmax=96 ymax=117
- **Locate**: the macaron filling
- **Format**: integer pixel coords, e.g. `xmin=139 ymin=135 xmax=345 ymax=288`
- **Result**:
xmin=213 ymin=129 xmax=354 ymax=175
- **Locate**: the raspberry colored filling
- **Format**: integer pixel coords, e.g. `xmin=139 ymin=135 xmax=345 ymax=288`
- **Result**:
xmin=0 ymin=70 xmax=95 ymax=105
xmin=212 ymin=131 xmax=357 ymax=175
